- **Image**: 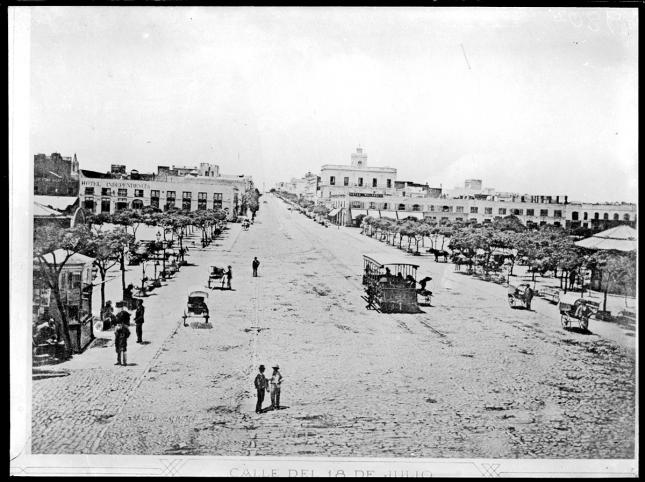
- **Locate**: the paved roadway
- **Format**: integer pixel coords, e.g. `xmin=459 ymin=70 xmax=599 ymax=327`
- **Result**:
xmin=32 ymin=195 xmax=636 ymax=458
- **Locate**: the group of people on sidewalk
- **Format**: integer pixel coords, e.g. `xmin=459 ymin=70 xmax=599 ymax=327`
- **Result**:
xmin=112 ymin=298 xmax=145 ymax=366
xmin=254 ymin=364 xmax=283 ymax=413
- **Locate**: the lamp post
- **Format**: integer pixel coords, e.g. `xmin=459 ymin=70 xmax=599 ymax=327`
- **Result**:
xmin=155 ymin=230 xmax=166 ymax=277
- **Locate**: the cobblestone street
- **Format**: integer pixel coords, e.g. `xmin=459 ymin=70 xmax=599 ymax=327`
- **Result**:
xmin=32 ymin=195 xmax=636 ymax=458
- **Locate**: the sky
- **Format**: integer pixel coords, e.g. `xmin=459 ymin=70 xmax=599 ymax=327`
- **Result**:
xmin=28 ymin=7 xmax=638 ymax=203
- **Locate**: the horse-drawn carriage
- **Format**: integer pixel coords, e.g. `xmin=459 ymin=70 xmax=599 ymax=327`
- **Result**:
xmin=208 ymin=266 xmax=227 ymax=289
xmin=183 ymin=290 xmax=210 ymax=326
xmin=558 ymin=294 xmax=598 ymax=331
xmin=362 ymin=255 xmax=422 ymax=313
xmin=508 ymin=283 xmax=534 ymax=309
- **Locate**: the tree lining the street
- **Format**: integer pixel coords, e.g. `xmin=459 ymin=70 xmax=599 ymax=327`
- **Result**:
xmin=360 ymin=215 xmax=636 ymax=299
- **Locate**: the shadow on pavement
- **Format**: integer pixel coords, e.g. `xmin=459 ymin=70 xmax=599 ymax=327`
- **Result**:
xmin=32 ymin=369 xmax=70 ymax=380
xmin=565 ymin=327 xmax=593 ymax=335
xmin=258 ymin=406 xmax=289 ymax=414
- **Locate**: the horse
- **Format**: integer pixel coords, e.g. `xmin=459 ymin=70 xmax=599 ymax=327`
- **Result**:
xmin=428 ymin=248 xmax=449 ymax=262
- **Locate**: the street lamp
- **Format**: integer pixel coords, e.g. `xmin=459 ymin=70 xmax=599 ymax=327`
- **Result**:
xmin=156 ymin=230 xmax=166 ymax=275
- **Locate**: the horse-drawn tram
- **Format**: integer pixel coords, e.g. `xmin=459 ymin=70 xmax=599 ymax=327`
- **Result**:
xmin=362 ymin=255 xmax=421 ymax=313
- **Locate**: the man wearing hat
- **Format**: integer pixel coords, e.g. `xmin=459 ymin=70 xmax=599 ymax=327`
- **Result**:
xmin=254 ymin=365 xmax=268 ymax=413
xmin=269 ymin=364 xmax=283 ymax=410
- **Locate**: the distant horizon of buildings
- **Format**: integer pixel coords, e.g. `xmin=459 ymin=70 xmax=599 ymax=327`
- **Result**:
xmin=275 ymin=146 xmax=638 ymax=230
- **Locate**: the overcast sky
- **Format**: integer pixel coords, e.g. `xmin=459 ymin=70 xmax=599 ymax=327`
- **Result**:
xmin=29 ymin=7 xmax=637 ymax=202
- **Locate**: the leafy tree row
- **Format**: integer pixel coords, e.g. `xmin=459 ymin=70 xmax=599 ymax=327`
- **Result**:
xmin=361 ymin=214 xmax=636 ymax=310
xmin=33 ymin=206 xmax=229 ymax=359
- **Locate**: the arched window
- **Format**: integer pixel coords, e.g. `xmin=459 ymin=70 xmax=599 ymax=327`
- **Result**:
xmin=132 ymin=199 xmax=144 ymax=210
xmin=412 ymin=204 xmax=421 ymax=211
xmin=603 ymin=213 xmax=609 ymax=220
xmin=571 ymin=211 xmax=579 ymax=221
xmin=613 ymin=213 xmax=619 ymax=221
xmin=583 ymin=212 xmax=588 ymax=220
xmin=624 ymin=213 xmax=630 ymax=221
xmin=398 ymin=204 xmax=406 ymax=211
xmin=594 ymin=212 xmax=599 ymax=220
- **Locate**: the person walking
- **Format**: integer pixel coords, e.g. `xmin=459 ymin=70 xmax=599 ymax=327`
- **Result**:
xmin=524 ymin=285 xmax=534 ymax=310
xmin=115 ymin=302 xmax=131 ymax=327
xmin=252 ymin=257 xmax=260 ymax=277
xmin=134 ymin=299 xmax=145 ymax=343
xmin=114 ymin=320 xmax=130 ymax=366
xmin=226 ymin=265 xmax=233 ymax=289
xmin=269 ymin=364 xmax=283 ymax=410
xmin=254 ymin=365 xmax=268 ymax=413
xmin=365 ymin=284 xmax=376 ymax=310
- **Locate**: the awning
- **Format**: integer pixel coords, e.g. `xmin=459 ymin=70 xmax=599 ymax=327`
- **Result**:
xmin=575 ymin=225 xmax=637 ymax=252
xmin=366 ymin=210 xmax=380 ymax=218
xmin=328 ymin=208 xmax=340 ymax=217
xmin=351 ymin=209 xmax=367 ymax=218
xmin=380 ymin=211 xmax=397 ymax=220
xmin=398 ymin=212 xmax=424 ymax=220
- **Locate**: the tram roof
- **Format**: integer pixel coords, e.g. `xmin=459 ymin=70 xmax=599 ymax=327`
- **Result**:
xmin=362 ymin=254 xmax=419 ymax=269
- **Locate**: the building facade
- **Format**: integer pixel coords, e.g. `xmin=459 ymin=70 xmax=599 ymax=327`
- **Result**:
xmin=326 ymin=192 xmax=637 ymax=228
xmin=318 ymin=147 xmax=397 ymax=199
xmin=34 ymin=152 xmax=80 ymax=195
xmin=79 ymin=170 xmax=251 ymax=215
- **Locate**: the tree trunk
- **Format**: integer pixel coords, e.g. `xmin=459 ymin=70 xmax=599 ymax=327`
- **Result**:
xmin=51 ymin=285 xmax=73 ymax=359
xmin=100 ymin=268 xmax=106 ymax=310
xmin=603 ymin=286 xmax=608 ymax=312
xmin=120 ymin=254 xmax=126 ymax=297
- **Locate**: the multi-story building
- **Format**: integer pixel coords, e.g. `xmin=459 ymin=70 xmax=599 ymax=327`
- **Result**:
xmin=319 ymin=147 xmax=397 ymax=200
xmin=79 ymin=166 xmax=252 ymax=215
xmin=394 ymin=181 xmax=441 ymax=199
xmin=276 ymin=172 xmax=319 ymax=200
xmin=34 ymin=152 xmax=80 ymax=195
xmin=156 ymin=162 xmax=221 ymax=179
xmin=324 ymin=177 xmax=637 ymax=228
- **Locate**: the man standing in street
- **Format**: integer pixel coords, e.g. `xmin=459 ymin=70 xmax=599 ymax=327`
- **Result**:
xmin=134 ymin=299 xmax=145 ymax=343
xmin=115 ymin=302 xmax=131 ymax=327
xmin=114 ymin=320 xmax=130 ymax=366
xmin=252 ymin=257 xmax=260 ymax=277
xmin=226 ymin=265 xmax=233 ymax=289
xmin=270 ymin=364 xmax=283 ymax=410
xmin=254 ymin=365 xmax=268 ymax=413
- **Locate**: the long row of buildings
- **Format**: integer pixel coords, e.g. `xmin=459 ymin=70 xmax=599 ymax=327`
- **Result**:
xmin=34 ymin=153 xmax=255 ymax=220
xmin=276 ymin=147 xmax=637 ymax=231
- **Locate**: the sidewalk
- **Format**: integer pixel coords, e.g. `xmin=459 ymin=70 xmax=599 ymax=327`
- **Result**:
xmin=57 ymin=223 xmax=243 ymax=372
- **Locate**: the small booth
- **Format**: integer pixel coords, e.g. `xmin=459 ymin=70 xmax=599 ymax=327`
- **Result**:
xmin=33 ymin=251 xmax=96 ymax=355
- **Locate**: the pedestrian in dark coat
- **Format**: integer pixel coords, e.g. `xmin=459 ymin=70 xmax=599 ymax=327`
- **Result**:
xmin=254 ymin=365 xmax=268 ymax=413
xmin=226 ymin=265 xmax=233 ymax=289
xmin=114 ymin=321 xmax=130 ymax=366
xmin=134 ymin=299 xmax=145 ymax=343
xmin=252 ymin=257 xmax=260 ymax=277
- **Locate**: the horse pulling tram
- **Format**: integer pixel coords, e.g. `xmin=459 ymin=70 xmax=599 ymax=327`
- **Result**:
xmin=362 ymin=255 xmax=422 ymax=313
